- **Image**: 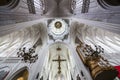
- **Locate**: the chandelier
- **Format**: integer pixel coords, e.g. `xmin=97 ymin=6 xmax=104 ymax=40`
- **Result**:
xmin=83 ymin=44 xmax=104 ymax=57
xmin=17 ymin=46 xmax=38 ymax=63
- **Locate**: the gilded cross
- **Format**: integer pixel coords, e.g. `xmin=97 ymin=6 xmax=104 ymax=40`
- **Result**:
xmin=52 ymin=55 xmax=66 ymax=74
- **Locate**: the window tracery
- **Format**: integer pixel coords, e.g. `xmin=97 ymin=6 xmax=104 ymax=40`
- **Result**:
xmin=81 ymin=0 xmax=90 ymax=13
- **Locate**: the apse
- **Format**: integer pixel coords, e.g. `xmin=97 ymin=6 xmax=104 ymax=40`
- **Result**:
xmin=40 ymin=42 xmax=76 ymax=80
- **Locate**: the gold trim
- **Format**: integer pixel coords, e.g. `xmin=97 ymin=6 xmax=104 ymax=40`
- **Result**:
xmin=55 ymin=21 xmax=62 ymax=29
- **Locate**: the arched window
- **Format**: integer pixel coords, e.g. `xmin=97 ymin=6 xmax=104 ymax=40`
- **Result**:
xmin=0 ymin=0 xmax=12 ymax=6
xmin=10 ymin=67 xmax=29 ymax=80
xmin=97 ymin=0 xmax=120 ymax=10
xmin=103 ymin=0 xmax=120 ymax=6
xmin=0 ymin=0 xmax=20 ymax=10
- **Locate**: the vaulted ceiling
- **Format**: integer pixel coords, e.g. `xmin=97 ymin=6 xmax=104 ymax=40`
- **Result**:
xmin=0 ymin=18 xmax=120 ymax=80
xmin=44 ymin=0 xmax=72 ymax=17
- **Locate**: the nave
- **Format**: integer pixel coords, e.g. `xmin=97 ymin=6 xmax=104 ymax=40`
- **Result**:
xmin=0 ymin=18 xmax=120 ymax=80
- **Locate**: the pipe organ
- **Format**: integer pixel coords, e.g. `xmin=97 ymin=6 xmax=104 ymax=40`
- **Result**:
xmin=76 ymin=42 xmax=118 ymax=80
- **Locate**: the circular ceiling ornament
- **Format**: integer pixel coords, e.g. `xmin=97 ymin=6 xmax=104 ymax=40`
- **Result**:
xmin=48 ymin=19 xmax=69 ymax=40
xmin=55 ymin=21 xmax=62 ymax=29
xmin=49 ymin=19 xmax=68 ymax=37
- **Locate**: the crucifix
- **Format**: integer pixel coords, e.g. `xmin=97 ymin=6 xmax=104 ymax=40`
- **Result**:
xmin=52 ymin=55 xmax=66 ymax=74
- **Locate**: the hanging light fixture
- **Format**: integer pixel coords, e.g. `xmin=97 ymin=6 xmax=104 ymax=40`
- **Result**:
xmin=82 ymin=45 xmax=104 ymax=57
xmin=17 ymin=46 xmax=38 ymax=63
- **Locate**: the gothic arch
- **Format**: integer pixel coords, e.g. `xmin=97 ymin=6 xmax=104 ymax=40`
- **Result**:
xmin=9 ymin=67 xmax=29 ymax=80
xmin=0 ymin=0 xmax=12 ymax=6
xmin=46 ymin=42 xmax=76 ymax=80
xmin=0 ymin=0 xmax=20 ymax=10
xmin=97 ymin=0 xmax=120 ymax=10
xmin=98 ymin=0 xmax=120 ymax=6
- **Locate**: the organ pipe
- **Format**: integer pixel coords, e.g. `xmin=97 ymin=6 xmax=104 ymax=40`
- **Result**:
xmin=76 ymin=42 xmax=118 ymax=80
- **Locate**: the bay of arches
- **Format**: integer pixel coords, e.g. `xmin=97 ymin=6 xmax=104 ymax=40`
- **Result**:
xmin=9 ymin=67 xmax=29 ymax=80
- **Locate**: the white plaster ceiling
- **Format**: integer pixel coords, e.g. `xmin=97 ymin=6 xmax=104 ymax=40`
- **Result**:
xmin=0 ymin=23 xmax=47 ymax=57
xmin=44 ymin=43 xmax=76 ymax=80
xmin=0 ymin=18 xmax=120 ymax=80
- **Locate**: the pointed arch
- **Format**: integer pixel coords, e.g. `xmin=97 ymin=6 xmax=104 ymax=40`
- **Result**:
xmin=0 ymin=0 xmax=12 ymax=6
xmin=9 ymin=67 xmax=29 ymax=80
xmin=0 ymin=0 xmax=20 ymax=9
xmin=97 ymin=0 xmax=120 ymax=10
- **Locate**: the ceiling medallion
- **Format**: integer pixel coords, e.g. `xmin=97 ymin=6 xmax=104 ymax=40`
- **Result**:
xmin=55 ymin=21 xmax=62 ymax=29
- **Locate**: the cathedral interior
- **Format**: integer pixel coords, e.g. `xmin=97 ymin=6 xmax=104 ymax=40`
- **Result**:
xmin=0 ymin=0 xmax=120 ymax=80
